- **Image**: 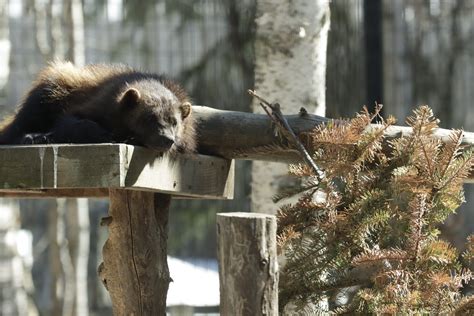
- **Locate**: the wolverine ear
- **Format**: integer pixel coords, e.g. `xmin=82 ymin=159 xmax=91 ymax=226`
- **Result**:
xmin=179 ymin=102 xmax=192 ymax=119
xmin=120 ymin=88 xmax=141 ymax=107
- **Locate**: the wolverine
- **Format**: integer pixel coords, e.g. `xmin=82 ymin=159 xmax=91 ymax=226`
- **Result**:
xmin=0 ymin=61 xmax=196 ymax=153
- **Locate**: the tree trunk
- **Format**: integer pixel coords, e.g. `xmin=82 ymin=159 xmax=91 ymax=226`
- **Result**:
xmin=48 ymin=200 xmax=63 ymax=316
xmin=0 ymin=4 xmax=25 ymax=314
xmin=0 ymin=0 xmax=10 ymax=112
xmin=251 ymin=0 xmax=330 ymax=214
xmin=63 ymin=1 xmax=89 ymax=313
xmin=65 ymin=198 xmax=89 ymax=316
xmin=364 ymin=0 xmax=383 ymax=112
xmin=0 ymin=199 xmax=35 ymax=315
xmin=64 ymin=0 xmax=85 ymax=66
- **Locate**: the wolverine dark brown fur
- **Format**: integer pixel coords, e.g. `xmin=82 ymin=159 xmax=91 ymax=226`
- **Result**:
xmin=0 ymin=61 xmax=196 ymax=153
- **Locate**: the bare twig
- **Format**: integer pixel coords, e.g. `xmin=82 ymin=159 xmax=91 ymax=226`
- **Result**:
xmin=248 ymin=90 xmax=324 ymax=183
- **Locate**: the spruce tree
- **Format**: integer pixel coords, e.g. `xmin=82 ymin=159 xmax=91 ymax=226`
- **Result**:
xmin=278 ymin=106 xmax=474 ymax=314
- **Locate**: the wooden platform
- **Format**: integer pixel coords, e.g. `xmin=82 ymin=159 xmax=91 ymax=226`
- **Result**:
xmin=0 ymin=144 xmax=234 ymax=199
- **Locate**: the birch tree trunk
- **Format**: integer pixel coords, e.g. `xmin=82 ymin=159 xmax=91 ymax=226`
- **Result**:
xmin=64 ymin=0 xmax=85 ymax=66
xmin=31 ymin=0 xmax=89 ymax=314
xmin=251 ymin=0 xmax=330 ymax=214
xmin=63 ymin=1 xmax=88 ymax=314
xmin=65 ymin=199 xmax=90 ymax=316
xmin=0 ymin=3 xmax=37 ymax=314
xmin=0 ymin=199 xmax=35 ymax=315
xmin=0 ymin=0 xmax=10 ymax=111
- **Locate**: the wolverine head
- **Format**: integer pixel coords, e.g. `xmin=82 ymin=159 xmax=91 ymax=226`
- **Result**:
xmin=119 ymin=80 xmax=192 ymax=152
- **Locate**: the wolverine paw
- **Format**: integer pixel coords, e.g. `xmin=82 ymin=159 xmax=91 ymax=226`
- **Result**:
xmin=21 ymin=133 xmax=52 ymax=144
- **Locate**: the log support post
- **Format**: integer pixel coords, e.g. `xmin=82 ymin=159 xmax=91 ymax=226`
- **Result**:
xmin=99 ymin=189 xmax=171 ymax=315
xmin=217 ymin=212 xmax=279 ymax=315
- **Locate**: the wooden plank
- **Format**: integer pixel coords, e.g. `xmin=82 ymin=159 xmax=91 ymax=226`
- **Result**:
xmin=0 ymin=188 xmax=108 ymax=198
xmin=217 ymin=212 xmax=279 ymax=315
xmin=0 ymin=144 xmax=234 ymax=199
xmin=123 ymin=146 xmax=235 ymax=199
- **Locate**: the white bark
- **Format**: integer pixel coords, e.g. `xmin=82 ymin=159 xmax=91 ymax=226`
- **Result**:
xmin=0 ymin=0 xmax=10 ymax=95
xmin=0 ymin=198 xmax=40 ymax=315
xmin=65 ymin=0 xmax=85 ymax=66
xmin=63 ymin=1 xmax=89 ymax=313
xmin=48 ymin=199 xmax=63 ymax=315
xmin=35 ymin=1 xmax=88 ymax=313
xmin=65 ymin=198 xmax=90 ymax=316
xmin=1 ymin=7 xmax=37 ymax=314
xmin=251 ymin=0 xmax=330 ymax=213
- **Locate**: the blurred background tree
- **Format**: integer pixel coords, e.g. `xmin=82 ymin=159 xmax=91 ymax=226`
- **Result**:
xmin=0 ymin=0 xmax=473 ymax=314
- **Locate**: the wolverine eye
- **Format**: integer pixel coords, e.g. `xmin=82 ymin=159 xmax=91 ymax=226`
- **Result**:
xmin=171 ymin=118 xmax=177 ymax=126
xmin=140 ymin=113 xmax=161 ymax=127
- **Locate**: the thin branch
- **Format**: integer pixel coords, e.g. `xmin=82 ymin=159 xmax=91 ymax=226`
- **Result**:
xmin=248 ymin=90 xmax=325 ymax=183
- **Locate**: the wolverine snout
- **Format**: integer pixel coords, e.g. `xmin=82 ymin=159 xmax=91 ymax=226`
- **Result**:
xmin=160 ymin=136 xmax=175 ymax=147
xmin=146 ymin=134 xmax=175 ymax=151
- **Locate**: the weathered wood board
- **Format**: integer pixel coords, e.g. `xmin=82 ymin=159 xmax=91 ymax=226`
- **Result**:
xmin=0 ymin=144 xmax=234 ymax=199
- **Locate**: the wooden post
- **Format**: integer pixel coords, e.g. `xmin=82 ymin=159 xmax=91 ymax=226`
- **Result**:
xmin=99 ymin=189 xmax=171 ymax=315
xmin=217 ymin=212 xmax=278 ymax=315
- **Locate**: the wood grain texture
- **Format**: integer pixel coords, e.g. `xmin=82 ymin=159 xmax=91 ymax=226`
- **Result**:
xmin=99 ymin=190 xmax=170 ymax=315
xmin=0 ymin=144 xmax=234 ymax=198
xmin=194 ymin=105 xmax=328 ymax=161
xmin=217 ymin=212 xmax=279 ymax=316
xmin=0 ymin=188 xmax=109 ymax=198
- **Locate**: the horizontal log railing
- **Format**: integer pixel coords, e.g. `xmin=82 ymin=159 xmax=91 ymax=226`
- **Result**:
xmin=193 ymin=106 xmax=474 ymax=182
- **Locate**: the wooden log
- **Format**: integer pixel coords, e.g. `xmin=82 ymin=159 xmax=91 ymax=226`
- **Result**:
xmin=217 ymin=212 xmax=278 ymax=316
xmin=99 ymin=189 xmax=171 ymax=315
xmin=194 ymin=105 xmax=328 ymax=161
xmin=194 ymin=106 xmax=474 ymax=160
xmin=193 ymin=106 xmax=474 ymax=182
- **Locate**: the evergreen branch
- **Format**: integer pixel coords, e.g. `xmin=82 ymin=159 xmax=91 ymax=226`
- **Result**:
xmin=311 ymin=276 xmax=370 ymax=293
xmin=272 ymin=180 xmax=319 ymax=203
xmin=406 ymin=106 xmax=439 ymax=152
xmin=439 ymin=149 xmax=474 ymax=191
xmin=439 ymin=129 xmax=464 ymax=179
xmin=408 ymin=194 xmax=428 ymax=261
xmin=419 ymin=240 xmax=458 ymax=265
xmin=353 ymin=121 xmax=390 ymax=167
xmin=352 ymin=249 xmax=408 ymax=266
xmin=419 ymin=136 xmax=436 ymax=181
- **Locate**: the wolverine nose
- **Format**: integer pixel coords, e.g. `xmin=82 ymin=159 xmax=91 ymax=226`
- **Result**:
xmin=147 ymin=135 xmax=175 ymax=151
xmin=161 ymin=136 xmax=174 ymax=148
